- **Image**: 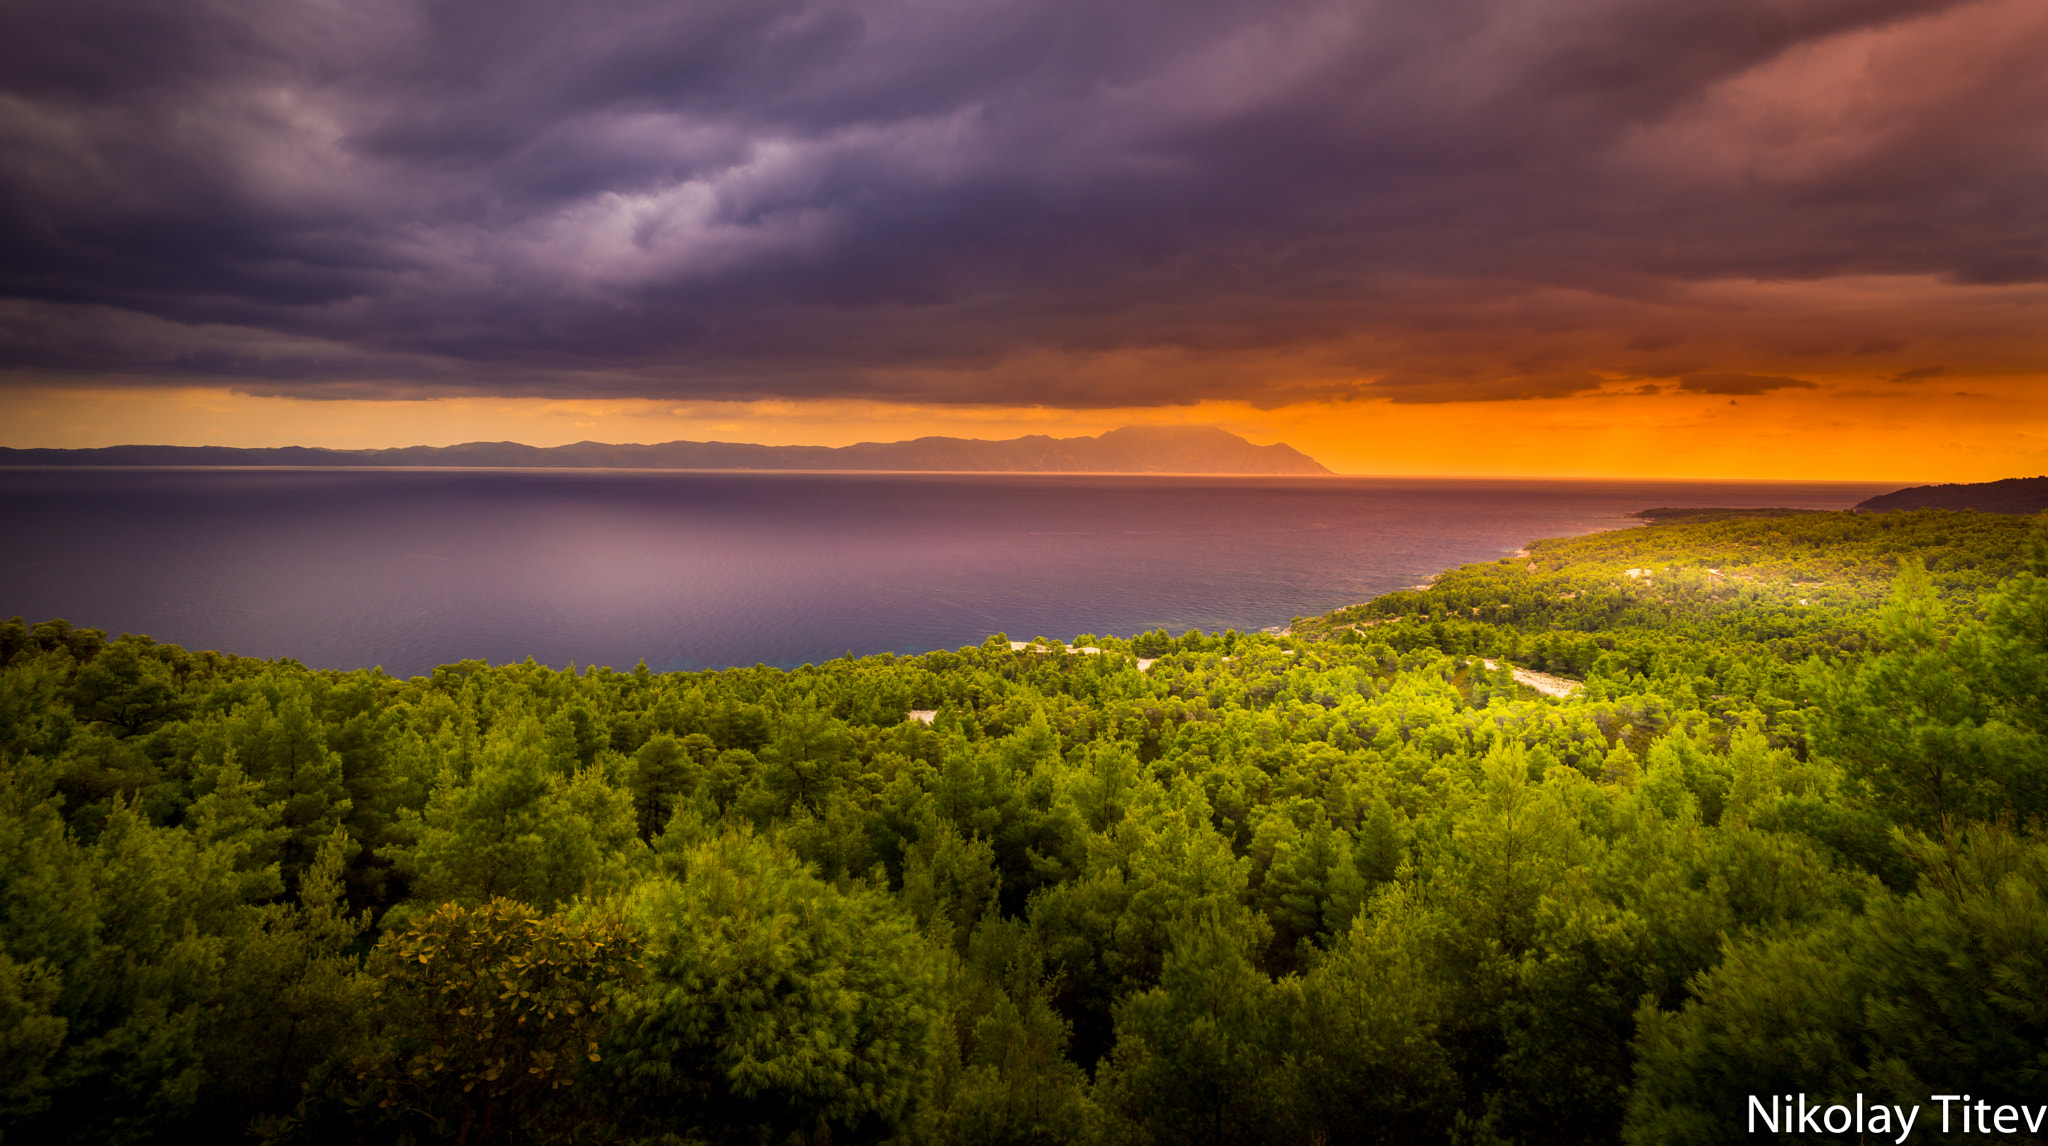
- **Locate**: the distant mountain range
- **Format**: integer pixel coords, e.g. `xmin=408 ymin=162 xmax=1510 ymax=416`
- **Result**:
xmin=1855 ymin=476 xmax=2048 ymax=514
xmin=0 ymin=425 xmax=1333 ymax=475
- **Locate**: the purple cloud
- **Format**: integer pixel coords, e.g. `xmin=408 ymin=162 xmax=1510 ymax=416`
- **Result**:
xmin=0 ymin=0 xmax=2039 ymax=405
xmin=1678 ymin=373 xmax=1820 ymax=395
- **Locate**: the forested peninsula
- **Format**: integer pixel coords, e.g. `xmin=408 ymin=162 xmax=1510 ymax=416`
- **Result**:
xmin=3 ymin=508 xmax=2045 ymax=1145
xmin=0 ymin=425 xmax=1331 ymax=475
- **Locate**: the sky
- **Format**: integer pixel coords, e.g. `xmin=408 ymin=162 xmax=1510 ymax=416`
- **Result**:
xmin=1 ymin=0 xmax=2043 ymax=478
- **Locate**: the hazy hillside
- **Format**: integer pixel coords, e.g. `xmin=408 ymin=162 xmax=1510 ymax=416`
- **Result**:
xmin=0 ymin=425 xmax=1332 ymax=475
xmin=1856 ymin=474 xmax=2048 ymax=513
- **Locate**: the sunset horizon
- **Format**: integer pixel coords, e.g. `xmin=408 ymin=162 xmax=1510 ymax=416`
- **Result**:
xmin=0 ymin=392 xmax=2014 ymax=482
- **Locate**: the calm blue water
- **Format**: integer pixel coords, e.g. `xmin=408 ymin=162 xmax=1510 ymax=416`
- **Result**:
xmin=0 ymin=469 xmax=1896 ymax=675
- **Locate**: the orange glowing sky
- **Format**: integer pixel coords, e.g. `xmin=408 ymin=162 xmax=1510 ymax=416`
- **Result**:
xmin=1 ymin=0 xmax=2042 ymax=478
xmin=4 ymin=377 xmax=2041 ymax=481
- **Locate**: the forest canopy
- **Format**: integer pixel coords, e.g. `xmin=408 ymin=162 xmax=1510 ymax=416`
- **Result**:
xmin=2 ymin=508 xmax=2044 ymax=1145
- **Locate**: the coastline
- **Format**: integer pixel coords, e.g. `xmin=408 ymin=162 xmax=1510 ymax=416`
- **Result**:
xmin=0 ymin=476 xmax=1900 ymax=677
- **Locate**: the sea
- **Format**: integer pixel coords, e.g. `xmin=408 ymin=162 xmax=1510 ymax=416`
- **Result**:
xmin=0 ymin=469 xmax=1899 ymax=677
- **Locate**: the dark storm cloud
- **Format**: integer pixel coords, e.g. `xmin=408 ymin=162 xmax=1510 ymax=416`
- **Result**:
xmin=1678 ymin=373 xmax=1820 ymax=395
xmin=1889 ymin=366 xmax=1947 ymax=383
xmin=1365 ymin=370 xmax=1612 ymax=404
xmin=0 ymin=0 xmax=2041 ymax=404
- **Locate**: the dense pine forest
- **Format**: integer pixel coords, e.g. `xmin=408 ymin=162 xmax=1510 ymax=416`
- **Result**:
xmin=3 ymin=508 xmax=2044 ymax=1145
